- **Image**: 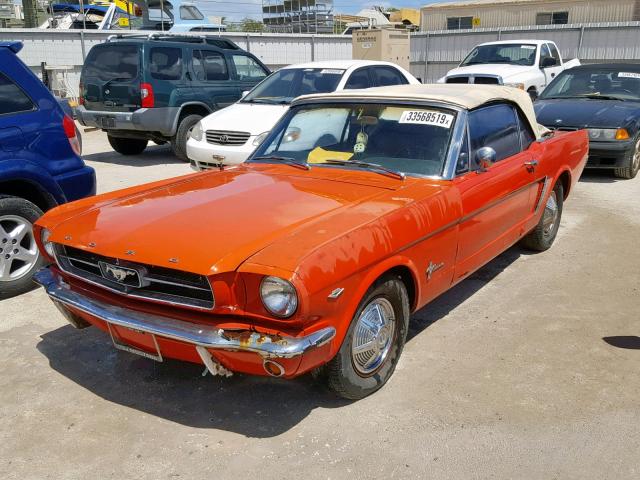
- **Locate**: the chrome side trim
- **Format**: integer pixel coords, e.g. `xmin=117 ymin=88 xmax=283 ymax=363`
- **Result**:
xmin=534 ymin=176 xmax=551 ymax=215
xmin=34 ymin=267 xmax=336 ymax=359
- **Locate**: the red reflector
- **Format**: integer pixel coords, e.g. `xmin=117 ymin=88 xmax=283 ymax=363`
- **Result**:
xmin=62 ymin=115 xmax=76 ymax=138
xmin=140 ymin=82 xmax=154 ymax=108
xmin=78 ymin=81 xmax=85 ymax=105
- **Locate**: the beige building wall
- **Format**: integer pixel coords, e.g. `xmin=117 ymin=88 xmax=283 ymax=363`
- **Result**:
xmin=421 ymin=0 xmax=639 ymax=31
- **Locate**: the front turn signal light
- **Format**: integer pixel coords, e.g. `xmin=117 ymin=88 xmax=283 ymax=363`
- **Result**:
xmin=615 ymin=128 xmax=630 ymax=140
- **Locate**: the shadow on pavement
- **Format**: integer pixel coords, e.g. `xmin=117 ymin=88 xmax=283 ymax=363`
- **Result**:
xmin=36 ymin=245 xmax=524 ymax=436
xmin=603 ymin=336 xmax=640 ymax=350
xmin=83 ymin=144 xmax=185 ymax=167
xmin=578 ymin=170 xmax=619 ymax=184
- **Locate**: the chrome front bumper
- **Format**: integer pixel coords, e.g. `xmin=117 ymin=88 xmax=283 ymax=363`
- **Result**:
xmin=33 ymin=267 xmax=335 ymax=359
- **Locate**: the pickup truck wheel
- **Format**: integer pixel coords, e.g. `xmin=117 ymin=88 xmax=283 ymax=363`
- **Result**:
xmin=614 ymin=138 xmax=640 ymax=179
xmin=326 ymin=275 xmax=410 ymax=400
xmin=107 ymin=135 xmax=148 ymax=156
xmin=521 ymin=182 xmax=563 ymax=252
xmin=0 ymin=197 xmax=45 ymax=300
xmin=172 ymin=114 xmax=202 ymax=162
xmin=527 ymin=88 xmax=538 ymax=101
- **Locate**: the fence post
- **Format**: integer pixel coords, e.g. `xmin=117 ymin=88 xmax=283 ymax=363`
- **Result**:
xmin=577 ymin=25 xmax=585 ymax=58
xmin=80 ymin=30 xmax=86 ymax=61
xmin=497 ymin=29 xmax=502 ymax=40
xmin=245 ymin=33 xmax=251 ymax=52
xmin=311 ymin=35 xmax=315 ymax=61
xmin=423 ymin=32 xmax=429 ymax=83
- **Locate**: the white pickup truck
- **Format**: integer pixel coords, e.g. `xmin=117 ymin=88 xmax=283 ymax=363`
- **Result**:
xmin=438 ymin=40 xmax=580 ymax=99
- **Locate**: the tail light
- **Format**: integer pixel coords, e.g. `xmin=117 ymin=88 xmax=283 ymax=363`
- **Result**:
xmin=78 ymin=81 xmax=84 ymax=105
xmin=140 ymin=82 xmax=154 ymax=108
xmin=63 ymin=115 xmax=82 ymax=156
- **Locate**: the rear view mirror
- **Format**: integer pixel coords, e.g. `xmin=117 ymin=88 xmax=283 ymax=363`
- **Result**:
xmin=475 ymin=147 xmax=496 ymax=171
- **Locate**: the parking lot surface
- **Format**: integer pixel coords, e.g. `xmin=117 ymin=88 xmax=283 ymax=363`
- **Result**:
xmin=1 ymin=129 xmax=639 ymax=479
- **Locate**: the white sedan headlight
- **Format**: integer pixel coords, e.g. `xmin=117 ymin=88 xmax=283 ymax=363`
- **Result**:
xmin=190 ymin=121 xmax=203 ymax=141
xmin=260 ymin=276 xmax=298 ymax=318
xmin=40 ymin=228 xmax=55 ymax=258
xmin=253 ymin=131 xmax=269 ymax=146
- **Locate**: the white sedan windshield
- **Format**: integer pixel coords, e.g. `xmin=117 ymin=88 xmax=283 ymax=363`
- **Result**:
xmin=242 ymin=68 xmax=345 ymax=105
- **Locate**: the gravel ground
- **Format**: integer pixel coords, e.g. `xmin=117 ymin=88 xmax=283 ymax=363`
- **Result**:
xmin=1 ymin=129 xmax=638 ymax=480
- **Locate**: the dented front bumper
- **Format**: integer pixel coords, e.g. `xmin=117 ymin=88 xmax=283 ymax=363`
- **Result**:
xmin=33 ymin=267 xmax=336 ymax=362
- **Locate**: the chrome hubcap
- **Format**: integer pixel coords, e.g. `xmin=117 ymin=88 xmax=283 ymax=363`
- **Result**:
xmin=0 ymin=215 xmax=39 ymax=282
xmin=542 ymin=191 xmax=559 ymax=237
xmin=351 ymin=297 xmax=396 ymax=375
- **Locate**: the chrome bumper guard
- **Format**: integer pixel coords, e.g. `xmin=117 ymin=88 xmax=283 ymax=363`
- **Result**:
xmin=33 ymin=267 xmax=336 ymax=359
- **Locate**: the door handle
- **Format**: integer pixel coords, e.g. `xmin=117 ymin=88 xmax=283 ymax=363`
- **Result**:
xmin=524 ymin=160 xmax=538 ymax=171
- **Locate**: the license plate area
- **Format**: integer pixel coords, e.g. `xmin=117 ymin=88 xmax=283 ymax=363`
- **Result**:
xmin=107 ymin=323 xmax=163 ymax=362
xmin=97 ymin=116 xmax=116 ymax=128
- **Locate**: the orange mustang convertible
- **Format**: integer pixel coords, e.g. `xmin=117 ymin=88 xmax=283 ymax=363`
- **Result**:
xmin=33 ymin=85 xmax=588 ymax=399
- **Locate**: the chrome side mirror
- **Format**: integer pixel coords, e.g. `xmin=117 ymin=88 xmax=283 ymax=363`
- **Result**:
xmin=475 ymin=146 xmax=496 ymax=171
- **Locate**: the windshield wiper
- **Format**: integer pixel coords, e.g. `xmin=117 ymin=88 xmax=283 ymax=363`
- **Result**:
xmin=319 ymin=159 xmax=405 ymax=180
xmin=102 ymin=77 xmax=131 ymax=88
xmin=251 ymin=156 xmax=310 ymax=170
xmin=576 ymin=94 xmax=626 ymax=101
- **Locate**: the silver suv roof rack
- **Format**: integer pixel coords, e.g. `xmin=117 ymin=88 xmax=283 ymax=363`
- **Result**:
xmin=106 ymin=33 xmax=239 ymax=50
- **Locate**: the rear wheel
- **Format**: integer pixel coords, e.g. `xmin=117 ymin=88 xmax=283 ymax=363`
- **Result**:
xmin=325 ymin=275 xmax=410 ymax=400
xmin=0 ymin=197 xmax=44 ymax=300
xmin=521 ymin=182 xmax=563 ymax=252
xmin=172 ymin=114 xmax=202 ymax=162
xmin=614 ymin=138 xmax=640 ymax=179
xmin=107 ymin=135 xmax=148 ymax=156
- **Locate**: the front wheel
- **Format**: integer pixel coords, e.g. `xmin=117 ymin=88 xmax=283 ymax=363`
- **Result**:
xmin=521 ymin=182 xmax=563 ymax=252
xmin=614 ymin=138 xmax=640 ymax=179
xmin=0 ymin=197 xmax=45 ymax=300
xmin=325 ymin=275 xmax=410 ymax=400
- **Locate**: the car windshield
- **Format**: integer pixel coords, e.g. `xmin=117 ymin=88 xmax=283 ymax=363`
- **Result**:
xmin=539 ymin=69 xmax=640 ymax=101
xmin=249 ymin=103 xmax=457 ymax=177
xmin=83 ymin=44 xmax=140 ymax=81
xmin=460 ymin=44 xmax=537 ymax=67
xmin=242 ymin=68 xmax=345 ymax=105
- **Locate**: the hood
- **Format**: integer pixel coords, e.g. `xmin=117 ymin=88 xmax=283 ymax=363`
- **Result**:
xmin=534 ymin=99 xmax=640 ymax=128
xmin=48 ymin=166 xmax=403 ymax=275
xmin=200 ymin=102 xmax=289 ymax=135
xmin=446 ymin=64 xmax=533 ymax=81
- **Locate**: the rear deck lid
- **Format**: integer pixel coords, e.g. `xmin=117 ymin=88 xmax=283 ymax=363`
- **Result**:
xmin=82 ymin=43 xmax=141 ymax=112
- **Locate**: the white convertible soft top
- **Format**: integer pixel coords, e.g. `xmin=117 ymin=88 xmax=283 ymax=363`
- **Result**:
xmin=294 ymin=84 xmax=548 ymax=139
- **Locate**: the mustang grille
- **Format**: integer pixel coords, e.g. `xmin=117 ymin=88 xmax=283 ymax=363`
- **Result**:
xmin=205 ymin=130 xmax=250 ymax=146
xmin=54 ymin=245 xmax=214 ymax=310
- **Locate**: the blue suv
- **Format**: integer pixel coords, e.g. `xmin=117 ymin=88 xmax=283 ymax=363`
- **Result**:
xmin=0 ymin=42 xmax=96 ymax=299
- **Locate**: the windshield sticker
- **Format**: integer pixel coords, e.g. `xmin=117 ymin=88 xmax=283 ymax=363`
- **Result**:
xmin=399 ymin=110 xmax=454 ymax=128
xmin=521 ymin=45 xmax=537 ymax=50
xmin=320 ymin=69 xmax=345 ymax=75
xmin=618 ymin=72 xmax=640 ymax=79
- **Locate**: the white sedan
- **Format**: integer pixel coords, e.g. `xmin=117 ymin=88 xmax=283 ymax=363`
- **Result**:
xmin=186 ymin=60 xmax=419 ymax=170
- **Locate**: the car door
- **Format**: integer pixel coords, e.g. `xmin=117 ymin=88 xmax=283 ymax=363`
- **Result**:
xmin=540 ymin=43 xmax=562 ymax=87
xmin=189 ymin=48 xmax=237 ymax=110
xmin=228 ymin=52 xmax=269 ymax=96
xmin=452 ymin=103 xmax=541 ymax=282
xmin=370 ymin=66 xmax=410 ymax=87
xmin=343 ymin=67 xmax=373 ymax=90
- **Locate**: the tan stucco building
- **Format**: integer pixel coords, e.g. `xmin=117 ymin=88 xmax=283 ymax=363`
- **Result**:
xmin=421 ymin=0 xmax=640 ymax=31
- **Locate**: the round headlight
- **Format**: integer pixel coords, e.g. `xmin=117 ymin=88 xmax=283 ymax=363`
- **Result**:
xmin=260 ymin=276 xmax=298 ymax=318
xmin=190 ymin=121 xmax=203 ymax=142
xmin=40 ymin=228 xmax=55 ymax=258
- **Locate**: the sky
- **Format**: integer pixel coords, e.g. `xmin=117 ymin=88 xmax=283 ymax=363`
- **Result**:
xmin=197 ymin=1 xmax=435 ymax=22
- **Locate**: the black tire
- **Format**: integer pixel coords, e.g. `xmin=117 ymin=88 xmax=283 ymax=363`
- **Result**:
xmin=0 ymin=197 xmax=45 ymax=300
xmin=107 ymin=135 xmax=148 ymax=156
xmin=527 ymin=88 xmax=538 ymax=101
xmin=325 ymin=275 xmax=410 ymax=400
xmin=614 ymin=138 xmax=640 ymax=179
xmin=171 ymin=114 xmax=202 ymax=162
xmin=521 ymin=182 xmax=564 ymax=252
